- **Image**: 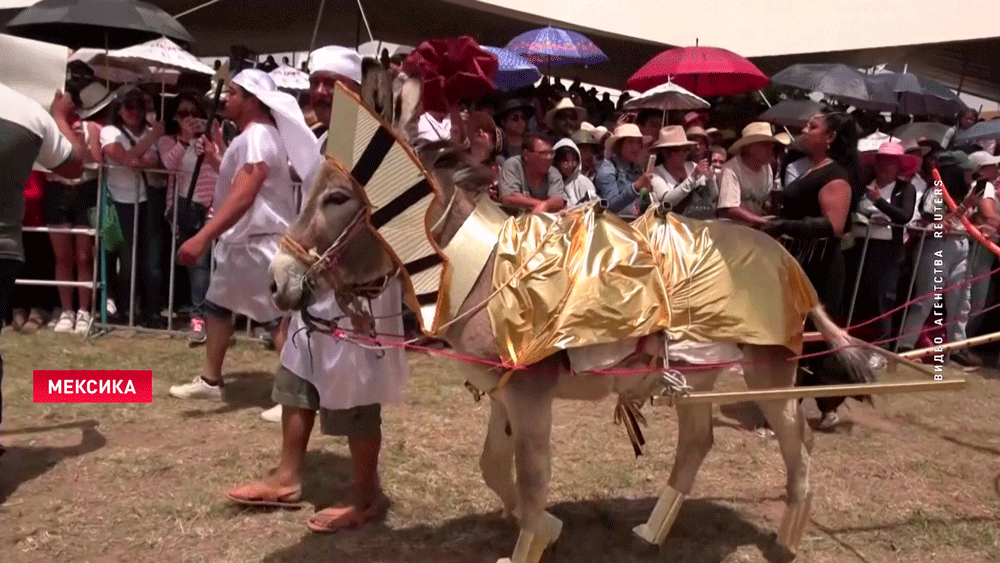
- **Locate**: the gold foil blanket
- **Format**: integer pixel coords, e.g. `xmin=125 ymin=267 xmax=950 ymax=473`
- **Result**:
xmin=487 ymin=202 xmax=819 ymax=368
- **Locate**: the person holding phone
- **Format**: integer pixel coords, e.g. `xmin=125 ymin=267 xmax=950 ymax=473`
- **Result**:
xmin=158 ymin=90 xmax=225 ymax=344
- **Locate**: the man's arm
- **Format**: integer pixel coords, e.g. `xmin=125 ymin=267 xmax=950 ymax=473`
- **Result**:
xmin=502 ymin=192 xmax=546 ymax=210
xmin=177 ymin=162 xmax=268 ymax=265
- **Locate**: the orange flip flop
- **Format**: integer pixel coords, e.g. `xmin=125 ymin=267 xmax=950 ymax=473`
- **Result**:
xmin=306 ymin=495 xmax=389 ymax=533
xmin=226 ymin=481 xmax=304 ymax=509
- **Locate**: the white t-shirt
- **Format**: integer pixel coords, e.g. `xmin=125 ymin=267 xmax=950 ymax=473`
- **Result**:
xmin=717 ymin=155 xmax=773 ymax=215
xmin=415 ymin=112 xmax=452 ymax=143
xmin=214 ymin=122 xmax=297 ymax=244
xmin=853 ymin=180 xmax=895 ymax=241
xmin=100 ymin=125 xmax=159 ymax=203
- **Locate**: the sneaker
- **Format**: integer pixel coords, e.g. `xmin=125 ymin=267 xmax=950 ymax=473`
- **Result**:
xmin=106 ymin=298 xmax=117 ymax=316
xmin=169 ymin=377 xmax=223 ymax=400
xmin=868 ymin=353 xmax=887 ymax=371
xmin=188 ymin=317 xmax=207 ymax=345
xmin=53 ymin=310 xmax=75 ymax=333
xmin=817 ymin=411 xmax=840 ymax=430
xmin=74 ymin=310 xmax=92 ymax=334
xmin=260 ymin=404 xmax=282 ymax=422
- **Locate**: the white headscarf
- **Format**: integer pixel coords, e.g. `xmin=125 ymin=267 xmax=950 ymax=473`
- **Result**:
xmin=232 ymin=69 xmax=317 ymax=178
xmin=309 ymin=45 xmax=362 ymax=85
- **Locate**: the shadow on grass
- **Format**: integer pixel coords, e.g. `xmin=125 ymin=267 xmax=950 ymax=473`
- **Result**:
xmin=262 ymin=496 xmax=791 ymax=563
xmin=179 ymin=371 xmax=275 ymax=418
xmin=0 ymin=419 xmax=106 ymax=505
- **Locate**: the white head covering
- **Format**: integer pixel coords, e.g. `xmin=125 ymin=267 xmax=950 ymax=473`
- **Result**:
xmin=309 ymin=45 xmax=362 ymax=85
xmin=232 ymin=69 xmax=318 ymax=178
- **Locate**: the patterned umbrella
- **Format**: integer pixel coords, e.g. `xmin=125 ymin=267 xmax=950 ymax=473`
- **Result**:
xmin=108 ymin=36 xmax=213 ymax=75
xmin=505 ymin=26 xmax=608 ymax=68
xmin=622 ymin=80 xmax=710 ymax=112
xmin=480 ymin=46 xmax=540 ymax=91
xmin=627 ymin=46 xmax=768 ymax=97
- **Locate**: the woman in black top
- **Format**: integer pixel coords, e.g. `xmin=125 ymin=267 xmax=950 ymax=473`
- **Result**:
xmin=762 ymin=111 xmax=864 ymax=430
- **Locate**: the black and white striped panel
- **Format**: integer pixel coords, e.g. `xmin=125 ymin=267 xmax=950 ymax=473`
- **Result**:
xmin=331 ymin=84 xmax=443 ymax=332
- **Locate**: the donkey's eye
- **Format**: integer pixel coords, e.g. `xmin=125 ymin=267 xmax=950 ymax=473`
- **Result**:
xmin=322 ymin=192 xmax=350 ymax=206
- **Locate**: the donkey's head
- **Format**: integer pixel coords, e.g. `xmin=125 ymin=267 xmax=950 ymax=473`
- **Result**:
xmin=269 ymin=158 xmax=398 ymax=312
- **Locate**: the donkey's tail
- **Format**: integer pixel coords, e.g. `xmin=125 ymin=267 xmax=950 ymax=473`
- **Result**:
xmin=807 ymin=305 xmax=876 ymax=385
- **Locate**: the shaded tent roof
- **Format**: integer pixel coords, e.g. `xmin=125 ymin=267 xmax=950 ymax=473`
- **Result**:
xmin=10 ymin=0 xmax=999 ymax=101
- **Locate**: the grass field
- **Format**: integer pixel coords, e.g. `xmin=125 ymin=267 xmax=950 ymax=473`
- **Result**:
xmin=1 ymin=329 xmax=999 ymax=563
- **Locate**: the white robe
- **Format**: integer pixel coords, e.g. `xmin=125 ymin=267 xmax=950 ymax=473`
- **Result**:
xmin=280 ymin=131 xmax=409 ymax=410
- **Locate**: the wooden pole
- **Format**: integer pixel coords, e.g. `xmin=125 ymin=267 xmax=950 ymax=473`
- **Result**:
xmin=898 ymin=329 xmax=1000 ymax=359
xmin=653 ymin=378 xmax=965 ymax=407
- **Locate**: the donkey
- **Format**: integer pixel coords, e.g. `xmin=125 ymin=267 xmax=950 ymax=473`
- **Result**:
xmin=267 ymin=76 xmax=873 ymax=563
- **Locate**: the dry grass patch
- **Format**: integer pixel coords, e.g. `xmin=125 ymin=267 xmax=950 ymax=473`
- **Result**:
xmin=1 ymin=329 xmax=998 ymax=562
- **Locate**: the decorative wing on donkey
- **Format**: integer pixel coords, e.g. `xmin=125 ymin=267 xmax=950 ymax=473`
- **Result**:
xmin=326 ymin=81 xmax=450 ymax=334
xmin=489 ymin=203 xmax=819 ymax=368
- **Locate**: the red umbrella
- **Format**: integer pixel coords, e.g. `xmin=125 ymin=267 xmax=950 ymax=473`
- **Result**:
xmin=627 ymin=46 xmax=769 ymax=97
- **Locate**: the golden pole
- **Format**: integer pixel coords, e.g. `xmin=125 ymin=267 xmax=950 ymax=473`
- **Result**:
xmin=652 ymin=378 xmax=966 ymax=407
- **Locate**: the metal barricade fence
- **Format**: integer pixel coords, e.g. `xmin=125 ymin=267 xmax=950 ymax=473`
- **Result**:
xmin=15 ymin=163 xmax=305 ymax=343
xmin=17 ymin=174 xmax=999 ymax=361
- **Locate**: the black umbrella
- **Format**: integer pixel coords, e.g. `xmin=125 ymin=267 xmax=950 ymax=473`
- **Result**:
xmin=868 ymin=72 xmax=967 ymax=118
xmin=770 ymin=63 xmax=896 ymax=110
xmin=4 ymin=0 xmax=192 ymax=50
xmin=759 ymin=99 xmax=826 ymax=128
xmin=954 ymin=120 xmax=1000 ymax=144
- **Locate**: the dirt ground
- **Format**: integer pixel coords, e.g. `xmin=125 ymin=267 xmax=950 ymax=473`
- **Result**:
xmin=1 ymin=329 xmax=998 ymax=563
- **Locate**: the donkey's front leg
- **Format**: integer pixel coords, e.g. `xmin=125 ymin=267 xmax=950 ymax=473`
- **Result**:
xmin=498 ymin=373 xmax=562 ymax=563
xmin=634 ymin=366 xmax=722 ymax=545
xmin=481 ymin=398 xmax=518 ymax=518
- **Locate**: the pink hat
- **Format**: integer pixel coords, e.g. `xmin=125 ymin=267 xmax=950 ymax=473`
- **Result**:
xmin=863 ymin=141 xmax=921 ymax=177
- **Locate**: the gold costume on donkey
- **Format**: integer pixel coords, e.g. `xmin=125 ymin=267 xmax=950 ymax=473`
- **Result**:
xmin=488 ymin=202 xmax=819 ymax=368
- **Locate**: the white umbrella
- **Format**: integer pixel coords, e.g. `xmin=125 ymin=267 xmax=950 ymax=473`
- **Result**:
xmin=858 ymin=131 xmax=900 ymax=153
xmin=107 ymin=36 xmax=213 ymax=75
xmin=269 ymin=64 xmax=309 ymax=91
xmin=622 ymin=80 xmax=710 ymax=112
xmin=71 ymin=47 xmax=180 ymax=85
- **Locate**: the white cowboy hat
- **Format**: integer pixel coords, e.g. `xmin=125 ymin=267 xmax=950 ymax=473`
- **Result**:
xmin=78 ymin=82 xmax=115 ymax=119
xmin=650 ymin=126 xmax=697 ymax=150
xmin=900 ymin=137 xmax=931 ymax=157
xmin=579 ymin=121 xmax=596 ymax=132
xmin=728 ymin=121 xmax=788 ymax=154
xmin=232 ymin=69 xmax=318 ymax=177
xmin=605 ymin=123 xmax=651 ymax=150
xmin=544 ymin=97 xmax=587 ymax=131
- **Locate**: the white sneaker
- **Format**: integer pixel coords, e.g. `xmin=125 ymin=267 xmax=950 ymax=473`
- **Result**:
xmin=53 ymin=310 xmax=75 ymax=333
xmin=74 ymin=310 xmax=92 ymax=334
xmin=260 ymin=404 xmax=283 ymax=422
xmin=169 ymin=377 xmax=223 ymax=400
xmin=106 ymin=298 xmax=117 ymax=316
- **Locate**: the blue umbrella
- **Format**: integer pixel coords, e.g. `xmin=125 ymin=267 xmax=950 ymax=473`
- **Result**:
xmin=480 ymin=46 xmax=541 ymax=91
xmin=505 ymin=26 xmax=609 ymax=68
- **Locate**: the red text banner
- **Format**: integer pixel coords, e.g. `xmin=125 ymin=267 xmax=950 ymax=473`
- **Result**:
xmin=33 ymin=370 xmax=153 ymax=403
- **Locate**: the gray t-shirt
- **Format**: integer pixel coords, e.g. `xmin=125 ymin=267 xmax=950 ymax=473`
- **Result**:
xmin=499 ymin=155 xmax=564 ymax=201
xmin=0 ymin=84 xmax=74 ymax=262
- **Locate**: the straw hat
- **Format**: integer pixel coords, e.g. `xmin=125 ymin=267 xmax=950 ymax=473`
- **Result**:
xmin=78 ymin=82 xmax=115 ymax=119
xmin=571 ymin=129 xmax=601 ymax=148
xmin=900 ymin=138 xmax=931 ymax=157
xmin=774 ymin=132 xmax=793 ymax=146
xmin=685 ymin=126 xmax=709 ymax=141
xmin=728 ymin=122 xmax=788 ymax=154
xmin=578 ymin=121 xmax=596 ymax=132
xmin=651 ymin=126 xmax=697 ymax=150
xmin=605 ymin=123 xmax=651 ymax=151
xmin=863 ymin=141 xmax=922 ymax=177
xmin=969 ymin=150 xmax=1000 ymax=172
xmin=544 ymin=97 xmax=587 ymax=130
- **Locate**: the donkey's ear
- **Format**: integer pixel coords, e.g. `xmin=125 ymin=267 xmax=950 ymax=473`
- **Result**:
xmin=360 ymin=58 xmax=393 ymax=123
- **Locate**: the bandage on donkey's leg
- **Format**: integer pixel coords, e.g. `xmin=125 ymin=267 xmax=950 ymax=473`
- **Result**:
xmin=632 ymin=485 xmax=684 ymax=545
xmin=777 ymin=491 xmax=813 ymax=554
xmin=497 ymin=511 xmax=563 ymax=563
